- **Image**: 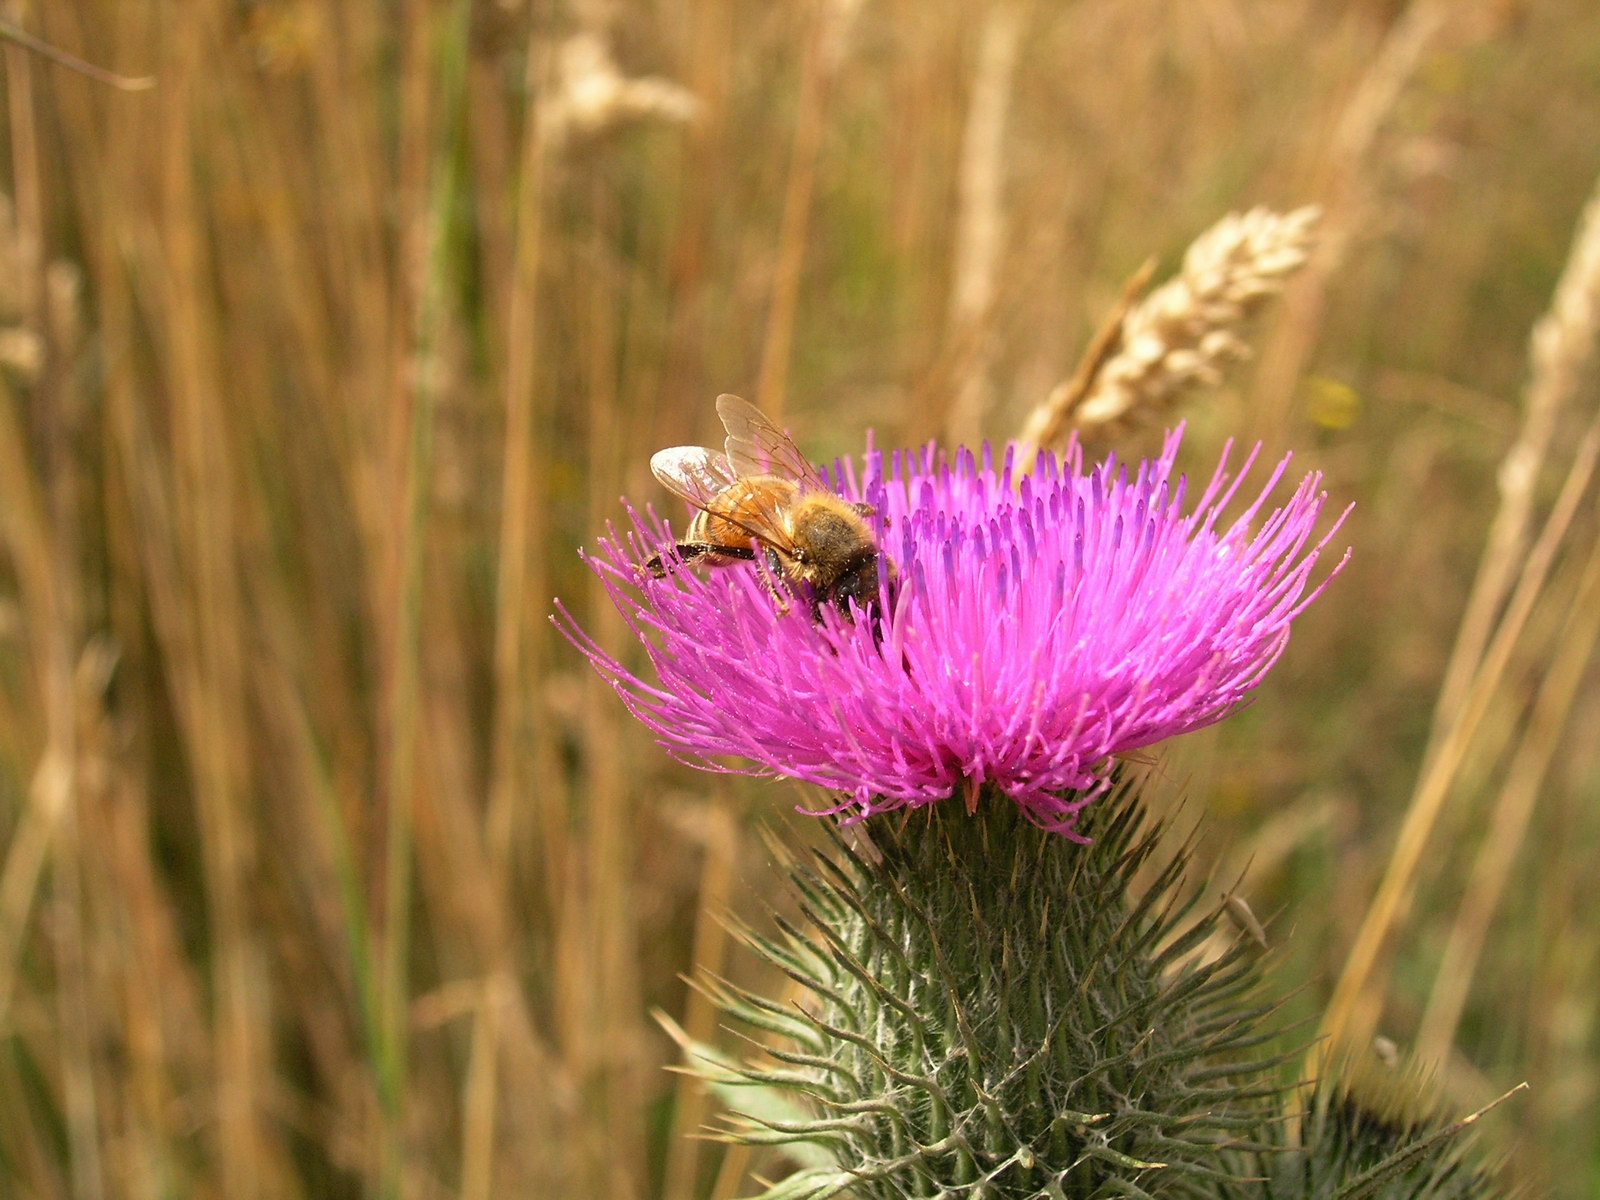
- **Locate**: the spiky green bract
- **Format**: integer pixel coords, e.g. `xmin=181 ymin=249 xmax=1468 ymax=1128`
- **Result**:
xmin=1216 ymin=1061 xmax=1516 ymax=1200
xmin=703 ymin=783 xmax=1292 ymax=1198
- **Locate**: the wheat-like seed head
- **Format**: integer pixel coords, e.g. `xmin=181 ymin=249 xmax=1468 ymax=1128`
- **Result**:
xmin=1505 ymin=182 xmax=1600 ymax=501
xmin=540 ymin=32 xmax=700 ymax=147
xmin=1021 ymin=205 xmax=1320 ymax=455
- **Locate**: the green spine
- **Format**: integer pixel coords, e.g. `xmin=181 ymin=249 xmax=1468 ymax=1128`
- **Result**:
xmin=707 ymin=785 xmax=1289 ymax=1198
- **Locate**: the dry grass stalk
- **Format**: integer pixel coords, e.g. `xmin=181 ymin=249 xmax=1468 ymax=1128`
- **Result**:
xmin=1319 ymin=414 xmax=1600 ymax=1070
xmin=1427 ymin=179 xmax=1600 ymax=753
xmin=1416 ymin=525 xmax=1600 ymax=1065
xmin=1405 ymin=179 xmax=1600 ymax=1074
xmin=466 ymin=34 xmax=556 ymax=1200
xmin=943 ymin=1 xmax=1026 ymax=448
xmin=1246 ymin=2 xmax=1454 ymax=447
xmin=1019 ymin=206 xmax=1319 ymax=456
xmin=0 ymin=236 xmax=61 ymax=1053
xmin=1319 ymin=169 xmax=1600 ymax=1064
xmin=2 ymin=39 xmax=110 ymax=1197
xmin=755 ymin=5 xmax=845 ymax=420
xmin=0 ymin=14 xmax=153 ymax=90
xmin=661 ymin=801 xmax=740 ymax=1200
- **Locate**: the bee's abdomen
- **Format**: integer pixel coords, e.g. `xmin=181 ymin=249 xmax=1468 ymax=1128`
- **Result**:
xmin=687 ymin=478 xmax=796 ymax=564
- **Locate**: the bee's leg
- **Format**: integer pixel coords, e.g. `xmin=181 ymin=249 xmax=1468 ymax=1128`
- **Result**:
xmin=850 ymin=500 xmax=888 ymax=528
xmin=644 ymin=542 xmax=755 ymax=578
xmin=757 ymin=547 xmax=790 ymax=615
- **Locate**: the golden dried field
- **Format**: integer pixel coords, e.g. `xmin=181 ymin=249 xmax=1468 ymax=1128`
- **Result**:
xmin=0 ymin=1 xmax=1598 ymax=1196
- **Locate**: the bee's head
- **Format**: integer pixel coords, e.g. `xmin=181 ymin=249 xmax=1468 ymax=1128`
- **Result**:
xmin=827 ymin=550 xmax=890 ymax=622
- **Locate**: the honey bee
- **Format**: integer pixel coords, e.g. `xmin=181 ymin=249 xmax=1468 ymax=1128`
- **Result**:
xmin=645 ymin=394 xmax=889 ymax=620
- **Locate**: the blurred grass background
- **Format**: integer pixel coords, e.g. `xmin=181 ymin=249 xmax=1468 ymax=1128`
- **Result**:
xmin=0 ymin=0 xmax=1598 ymax=1196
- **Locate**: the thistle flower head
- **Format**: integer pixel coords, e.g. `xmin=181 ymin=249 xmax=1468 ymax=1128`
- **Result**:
xmin=558 ymin=428 xmax=1345 ymax=833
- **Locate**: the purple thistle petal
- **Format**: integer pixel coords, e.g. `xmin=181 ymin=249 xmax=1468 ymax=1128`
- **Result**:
xmin=554 ymin=427 xmax=1347 ymax=835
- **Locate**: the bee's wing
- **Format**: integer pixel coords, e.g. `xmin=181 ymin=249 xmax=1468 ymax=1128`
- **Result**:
xmin=715 ymin=394 xmax=828 ymax=491
xmin=650 ymin=446 xmax=740 ymax=508
xmin=712 ymin=483 xmax=802 ymax=558
xmin=650 ymin=444 xmax=801 ymax=558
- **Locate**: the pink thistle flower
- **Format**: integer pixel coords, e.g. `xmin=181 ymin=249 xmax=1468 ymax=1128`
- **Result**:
xmin=555 ymin=428 xmax=1346 ymax=834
